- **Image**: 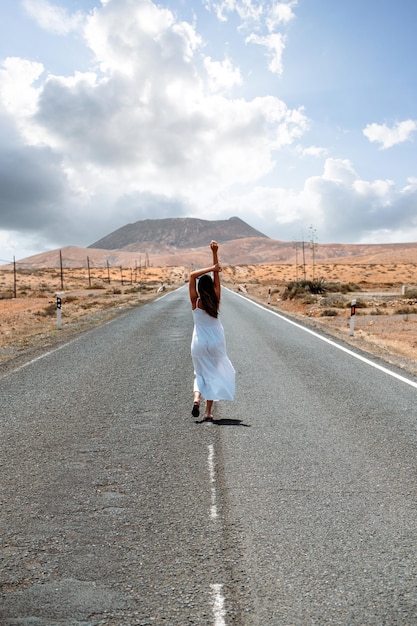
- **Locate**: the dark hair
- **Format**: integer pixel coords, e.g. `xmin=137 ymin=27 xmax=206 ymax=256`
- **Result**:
xmin=198 ymin=274 xmax=219 ymax=318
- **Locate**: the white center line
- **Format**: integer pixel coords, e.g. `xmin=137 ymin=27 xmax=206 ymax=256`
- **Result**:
xmin=208 ymin=443 xmax=218 ymax=519
xmin=211 ymin=583 xmax=226 ymax=626
xmin=208 ymin=446 xmax=227 ymax=623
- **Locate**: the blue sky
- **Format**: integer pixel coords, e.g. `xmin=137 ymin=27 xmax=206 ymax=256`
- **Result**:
xmin=1 ymin=0 xmax=417 ymax=262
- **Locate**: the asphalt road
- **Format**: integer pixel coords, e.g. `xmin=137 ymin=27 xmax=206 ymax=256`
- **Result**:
xmin=1 ymin=287 xmax=417 ymax=625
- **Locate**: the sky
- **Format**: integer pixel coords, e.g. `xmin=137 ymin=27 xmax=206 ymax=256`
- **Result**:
xmin=1 ymin=0 xmax=417 ymax=263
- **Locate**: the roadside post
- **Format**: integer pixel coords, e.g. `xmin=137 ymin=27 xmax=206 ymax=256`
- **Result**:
xmin=56 ymin=293 xmax=62 ymax=330
xmin=267 ymin=287 xmax=271 ymax=305
xmin=137 ymin=283 xmax=141 ymax=301
xmin=349 ymin=298 xmax=356 ymax=336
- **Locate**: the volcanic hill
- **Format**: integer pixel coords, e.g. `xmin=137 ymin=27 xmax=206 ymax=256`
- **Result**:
xmin=7 ymin=216 xmax=417 ymax=269
xmin=89 ymin=216 xmax=268 ymax=251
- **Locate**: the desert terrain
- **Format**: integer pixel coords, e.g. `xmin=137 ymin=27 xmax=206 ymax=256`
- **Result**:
xmin=1 ymin=259 xmax=417 ymax=375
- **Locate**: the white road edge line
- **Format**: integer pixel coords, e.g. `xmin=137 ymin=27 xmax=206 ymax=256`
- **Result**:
xmin=1 ymin=290 xmax=180 ymax=379
xmin=3 ymin=336 xmax=82 ymax=377
xmin=211 ymin=583 xmax=226 ymax=626
xmin=228 ymin=288 xmax=417 ymax=390
xmin=208 ymin=443 xmax=218 ymax=519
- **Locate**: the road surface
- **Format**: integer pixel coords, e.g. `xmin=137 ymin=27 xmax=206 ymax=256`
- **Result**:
xmin=1 ymin=287 xmax=417 ymax=624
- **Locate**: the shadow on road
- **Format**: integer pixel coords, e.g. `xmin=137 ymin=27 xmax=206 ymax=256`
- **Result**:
xmin=194 ymin=418 xmax=251 ymax=427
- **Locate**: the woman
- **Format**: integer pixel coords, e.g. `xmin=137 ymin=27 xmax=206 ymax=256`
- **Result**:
xmin=189 ymin=241 xmax=235 ymax=421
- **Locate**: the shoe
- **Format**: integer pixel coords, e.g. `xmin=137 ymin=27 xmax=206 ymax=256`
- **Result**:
xmin=192 ymin=402 xmax=200 ymax=417
xmin=204 ymin=415 xmax=214 ymax=422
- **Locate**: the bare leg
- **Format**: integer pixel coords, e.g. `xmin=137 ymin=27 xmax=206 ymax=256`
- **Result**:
xmin=192 ymin=391 xmax=201 ymax=417
xmin=204 ymin=400 xmax=214 ymax=419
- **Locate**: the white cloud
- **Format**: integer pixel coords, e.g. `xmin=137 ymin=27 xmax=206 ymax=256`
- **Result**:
xmin=234 ymin=0 xmax=264 ymax=23
xmin=23 ymin=0 xmax=84 ymax=35
xmin=0 ymin=231 xmax=21 ymax=263
xmin=203 ymin=0 xmax=236 ymax=23
xmin=0 ymin=57 xmax=44 ymax=120
xmin=204 ymin=56 xmax=242 ymax=91
xmin=363 ymin=119 xmax=417 ymax=150
xmin=84 ymin=0 xmax=183 ymax=76
xmin=0 ymin=0 xmax=309 ymax=254
xmin=204 ymin=1 xmax=296 ymax=29
xmin=322 ymin=158 xmax=357 ymax=184
xmin=204 ymin=1 xmax=294 ymax=75
xmin=305 ymin=160 xmax=417 ymax=242
xmin=352 ymin=178 xmax=394 ymax=198
xmin=217 ymin=159 xmax=417 ymax=244
xmin=295 ymin=145 xmax=328 ymax=158
xmin=246 ymin=32 xmax=286 ymax=74
xmin=0 ymin=229 xmax=56 ymax=264
xmin=266 ymin=1 xmax=297 ymax=31
xmin=2 ymin=0 xmax=415 ymax=260
xmin=204 ymin=0 xmax=263 ymax=24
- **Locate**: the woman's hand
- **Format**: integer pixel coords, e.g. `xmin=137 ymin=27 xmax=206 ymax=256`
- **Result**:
xmin=210 ymin=240 xmax=219 ymax=252
xmin=213 ymin=262 xmax=222 ymax=273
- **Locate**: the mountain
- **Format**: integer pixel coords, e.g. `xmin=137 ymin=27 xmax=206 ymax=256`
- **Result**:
xmin=88 ymin=216 xmax=268 ymax=250
xmin=10 ymin=238 xmax=417 ymax=270
xmin=6 ymin=216 xmax=417 ymax=269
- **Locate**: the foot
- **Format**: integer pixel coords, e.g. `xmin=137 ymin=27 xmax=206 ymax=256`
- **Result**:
xmin=192 ymin=402 xmax=200 ymax=417
xmin=204 ymin=414 xmax=214 ymax=421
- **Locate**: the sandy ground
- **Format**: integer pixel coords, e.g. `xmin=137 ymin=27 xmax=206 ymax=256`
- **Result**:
xmin=0 ymin=266 xmax=185 ymax=364
xmin=1 ymin=262 xmax=417 ymax=376
xmin=224 ymin=262 xmax=417 ymax=376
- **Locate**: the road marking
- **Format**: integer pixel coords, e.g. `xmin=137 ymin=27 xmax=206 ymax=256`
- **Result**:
xmin=208 ymin=444 xmax=218 ymax=519
xmin=229 ymin=289 xmax=417 ymax=390
xmin=1 ymin=290 xmax=179 ymax=379
xmin=1 ymin=337 xmax=82 ymax=377
xmin=207 ymin=447 xmax=227 ymax=623
xmin=211 ymin=583 xmax=226 ymax=626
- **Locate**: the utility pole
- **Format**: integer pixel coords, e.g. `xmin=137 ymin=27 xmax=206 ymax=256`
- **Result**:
xmin=87 ymin=256 xmax=91 ymax=288
xmin=59 ymin=250 xmax=64 ymax=291
xmin=301 ymin=239 xmax=306 ymax=281
xmin=293 ymin=241 xmax=299 ymax=281
xmin=309 ymin=225 xmax=317 ymax=280
xmin=13 ymin=256 xmax=17 ymax=298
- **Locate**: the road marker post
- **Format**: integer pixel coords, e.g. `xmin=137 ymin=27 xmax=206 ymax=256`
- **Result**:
xmin=56 ymin=293 xmax=62 ymax=330
xmin=137 ymin=283 xmax=141 ymax=300
xmin=267 ymin=287 xmax=271 ymax=304
xmin=349 ymin=298 xmax=356 ymax=336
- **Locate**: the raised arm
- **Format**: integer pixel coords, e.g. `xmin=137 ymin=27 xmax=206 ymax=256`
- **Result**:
xmin=189 ymin=262 xmax=221 ymax=308
xmin=210 ymin=241 xmax=221 ymax=301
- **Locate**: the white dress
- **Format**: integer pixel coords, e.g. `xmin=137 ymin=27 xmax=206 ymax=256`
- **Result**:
xmin=191 ymin=306 xmax=235 ymax=401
